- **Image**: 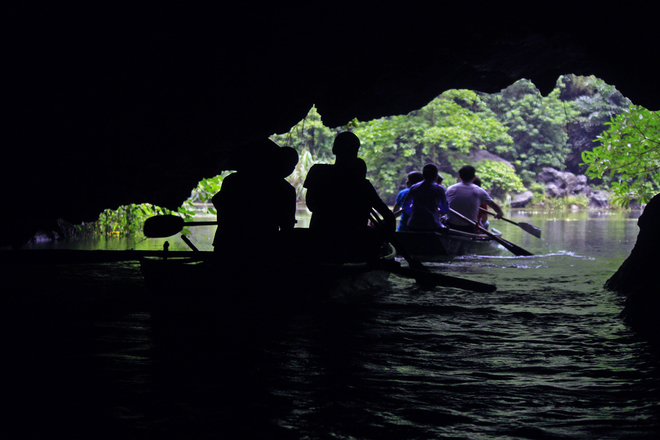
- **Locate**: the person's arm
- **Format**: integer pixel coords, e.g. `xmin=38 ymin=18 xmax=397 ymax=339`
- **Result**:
xmin=393 ymin=189 xmax=406 ymax=212
xmin=368 ymin=182 xmax=396 ymax=234
xmin=402 ymin=189 xmax=414 ymax=215
xmin=487 ymin=200 xmax=503 ymax=219
xmin=438 ymin=187 xmax=449 ymax=215
xmin=373 ymin=200 xmax=396 ymax=234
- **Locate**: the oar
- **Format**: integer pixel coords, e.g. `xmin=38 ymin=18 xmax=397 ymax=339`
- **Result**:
xmin=385 ymin=264 xmax=497 ymax=292
xmin=369 ymin=209 xmax=496 ymax=292
xmin=479 ymin=207 xmax=541 ymax=238
xmin=143 ymin=215 xmax=216 ymax=238
xmin=449 ymin=208 xmax=533 ymax=257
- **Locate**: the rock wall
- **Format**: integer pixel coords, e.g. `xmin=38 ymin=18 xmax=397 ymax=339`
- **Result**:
xmin=537 ymin=168 xmax=609 ymax=208
xmin=605 ymin=193 xmax=660 ymax=334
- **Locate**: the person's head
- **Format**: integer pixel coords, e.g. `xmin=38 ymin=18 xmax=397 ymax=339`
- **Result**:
xmin=422 ymin=163 xmax=439 ymax=181
xmin=406 ymin=171 xmax=423 ymax=187
xmin=437 ymin=174 xmax=444 ymax=185
xmin=473 ymin=176 xmax=482 ymax=187
xmin=458 ymin=165 xmax=476 ymax=183
xmin=332 ymin=132 xmax=360 ymax=159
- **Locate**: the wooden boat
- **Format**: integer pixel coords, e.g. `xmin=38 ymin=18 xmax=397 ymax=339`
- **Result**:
xmin=394 ymin=227 xmax=504 ymax=258
xmin=140 ymin=245 xmax=396 ymax=300
xmin=139 ymin=233 xmax=399 ymax=323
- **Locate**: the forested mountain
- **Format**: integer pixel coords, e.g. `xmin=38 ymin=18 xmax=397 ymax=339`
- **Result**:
xmin=272 ymin=74 xmax=631 ymax=205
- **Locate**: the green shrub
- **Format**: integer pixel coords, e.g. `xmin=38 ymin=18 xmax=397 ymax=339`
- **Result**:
xmin=476 ymin=160 xmax=526 ymax=199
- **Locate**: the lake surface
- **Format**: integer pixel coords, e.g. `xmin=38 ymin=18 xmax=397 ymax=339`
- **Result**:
xmin=7 ymin=209 xmax=660 ymax=439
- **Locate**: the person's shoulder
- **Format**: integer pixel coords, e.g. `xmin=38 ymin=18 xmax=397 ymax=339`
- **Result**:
xmin=396 ymin=188 xmax=410 ymax=200
xmin=306 ymin=164 xmax=326 ymax=176
xmin=304 ymin=164 xmax=333 ymax=186
xmin=473 ymin=184 xmax=489 ymax=194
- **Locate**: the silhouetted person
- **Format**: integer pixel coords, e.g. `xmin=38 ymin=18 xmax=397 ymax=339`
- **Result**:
xmin=446 ymin=165 xmax=502 ymax=233
xmin=303 ymin=132 xmax=395 ymax=261
xmin=212 ymin=139 xmax=297 ymax=258
xmin=393 ymin=170 xmax=423 ymax=232
xmin=402 ymin=163 xmax=449 ymax=231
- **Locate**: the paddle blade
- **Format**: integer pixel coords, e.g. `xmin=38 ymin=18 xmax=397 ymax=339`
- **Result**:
xmin=519 ymin=222 xmax=541 ymax=238
xmin=143 ymin=215 xmax=184 ymax=237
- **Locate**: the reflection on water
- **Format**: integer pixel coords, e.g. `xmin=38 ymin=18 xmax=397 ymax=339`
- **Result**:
xmin=6 ymin=209 xmax=659 ymax=439
xmin=20 ymin=208 xmax=643 ymax=259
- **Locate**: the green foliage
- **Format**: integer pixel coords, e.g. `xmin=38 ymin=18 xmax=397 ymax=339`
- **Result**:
xmin=88 ymin=76 xmax=641 ymax=237
xmin=269 ymin=105 xmax=338 ymax=200
xmin=188 ymin=172 xmax=233 ymax=215
xmin=89 ymin=203 xmax=178 ymax=237
xmin=88 ymin=173 xmax=232 ymax=238
xmin=475 ymin=160 xmax=526 ymax=199
xmin=557 ymin=74 xmax=631 ymax=175
xmin=480 ymin=79 xmax=577 ymax=185
xmin=285 ymin=147 xmax=325 ymax=203
xmin=355 ymin=89 xmax=512 ymax=203
xmin=560 ymin=74 xmax=629 ymax=129
xmin=270 ymin=105 xmax=338 ymax=162
xmin=582 ymin=104 xmax=660 ymax=206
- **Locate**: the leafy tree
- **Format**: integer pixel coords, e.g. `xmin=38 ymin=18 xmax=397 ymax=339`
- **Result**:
xmin=269 ymin=105 xmax=338 ymax=202
xmin=560 ymin=74 xmax=629 ymax=125
xmin=355 ymin=89 xmax=512 ymax=204
xmin=90 ymin=203 xmax=180 ymax=237
xmin=558 ymin=74 xmax=630 ymax=174
xmin=83 ymin=172 xmax=232 ymax=238
xmin=475 ymin=160 xmax=526 ymax=200
xmin=480 ymin=79 xmax=577 ymax=185
xmin=285 ymin=148 xmax=321 ymax=203
xmin=270 ymin=105 xmax=338 ymax=162
xmin=582 ymin=104 xmax=660 ymax=206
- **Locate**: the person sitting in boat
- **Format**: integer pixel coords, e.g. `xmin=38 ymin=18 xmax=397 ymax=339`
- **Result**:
xmin=401 ymin=163 xmax=449 ymax=232
xmin=212 ymin=139 xmax=297 ymax=258
xmin=473 ymin=177 xmax=490 ymax=230
xmin=393 ymin=170 xmax=423 ymax=232
xmin=445 ymin=165 xmax=503 ymax=233
xmin=303 ymin=132 xmax=395 ymax=262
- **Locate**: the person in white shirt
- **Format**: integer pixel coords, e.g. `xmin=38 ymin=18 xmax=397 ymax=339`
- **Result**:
xmin=446 ymin=165 xmax=503 ymax=233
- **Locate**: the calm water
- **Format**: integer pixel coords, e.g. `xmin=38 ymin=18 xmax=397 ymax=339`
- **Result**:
xmin=6 ymin=209 xmax=660 ymax=439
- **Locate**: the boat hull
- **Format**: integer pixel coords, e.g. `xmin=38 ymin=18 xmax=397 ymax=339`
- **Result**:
xmin=139 ymin=240 xmax=397 ymax=324
xmin=395 ymin=228 xmax=503 ymax=258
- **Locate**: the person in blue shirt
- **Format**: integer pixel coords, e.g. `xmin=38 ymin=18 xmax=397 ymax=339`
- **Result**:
xmin=393 ymin=171 xmax=423 ymax=231
xmin=402 ymin=163 xmax=449 ymax=231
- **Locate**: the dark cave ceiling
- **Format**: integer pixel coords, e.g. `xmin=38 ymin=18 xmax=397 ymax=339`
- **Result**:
xmin=2 ymin=3 xmax=658 ymax=247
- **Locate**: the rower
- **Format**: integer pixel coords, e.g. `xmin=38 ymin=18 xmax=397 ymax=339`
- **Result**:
xmin=212 ymin=139 xmax=297 ymax=259
xmin=402 ymin=163 xmax=449 ymax=232
xmin=303 ymin=132 xmax=395 ymax=262
xmin=445 ymin=165 xmax=503 ymax=233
